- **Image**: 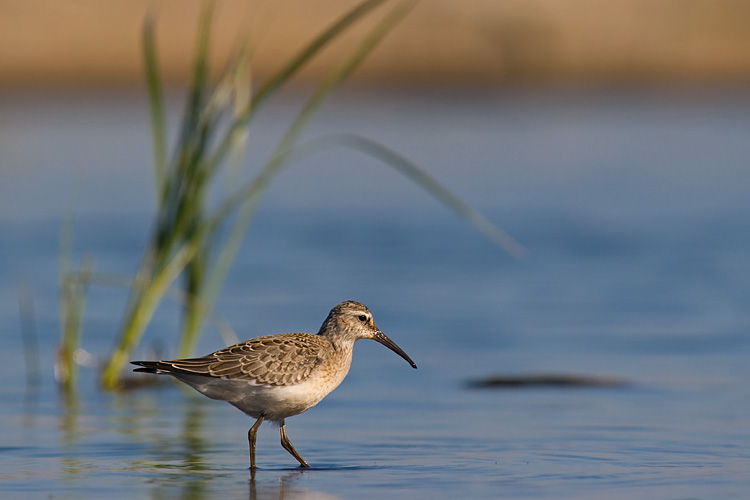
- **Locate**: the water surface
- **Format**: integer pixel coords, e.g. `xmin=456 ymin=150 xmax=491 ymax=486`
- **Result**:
xmin=1 ymin=88 xmax=749 ymax=499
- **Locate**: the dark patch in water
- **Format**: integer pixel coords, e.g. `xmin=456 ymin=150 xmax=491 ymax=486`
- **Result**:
xmin=466 ymin=373 xmax=631 ymax=389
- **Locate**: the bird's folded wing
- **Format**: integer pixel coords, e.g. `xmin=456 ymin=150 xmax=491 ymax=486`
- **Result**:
xmin=164 ymin=333 xmax=327 ymax=386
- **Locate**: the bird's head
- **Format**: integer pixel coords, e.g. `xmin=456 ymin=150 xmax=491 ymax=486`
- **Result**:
xmin=319 ymin=301 xmax=417 ymax=369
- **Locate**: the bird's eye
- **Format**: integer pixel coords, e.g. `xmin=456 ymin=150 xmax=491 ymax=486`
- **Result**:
xmin=357 ymin=315 xmax=368 ymax=322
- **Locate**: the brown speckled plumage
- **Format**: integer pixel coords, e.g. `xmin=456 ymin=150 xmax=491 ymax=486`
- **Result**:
xmin=152 ymin=333 xmax=331 ymax=386
xmin=131 ymin=300 xmax=416 ymax=469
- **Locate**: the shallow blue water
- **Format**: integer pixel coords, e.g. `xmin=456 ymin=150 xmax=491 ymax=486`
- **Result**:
xmin=1 ymin=88 xmax=749 ymax=499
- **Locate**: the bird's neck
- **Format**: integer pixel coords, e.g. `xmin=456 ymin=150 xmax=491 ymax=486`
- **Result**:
xmin=327 ymin=335 xmax=355 ymax=356
xmin=322 ymin=335 xmax=356 ymax=388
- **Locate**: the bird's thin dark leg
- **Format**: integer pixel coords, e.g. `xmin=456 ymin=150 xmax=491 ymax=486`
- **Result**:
xmin=248 ymin=415 xmax=265 ymax=469
xmin=279 ymin=422 xmax=310 ymax=468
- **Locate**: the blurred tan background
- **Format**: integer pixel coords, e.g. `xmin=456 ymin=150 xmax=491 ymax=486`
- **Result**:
xmin=2 ymin=0 xmax=750 ymax=88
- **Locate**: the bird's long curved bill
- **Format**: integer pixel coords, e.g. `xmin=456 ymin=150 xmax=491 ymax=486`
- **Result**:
xmin=374 ymin=330 xmax=417 ymax=369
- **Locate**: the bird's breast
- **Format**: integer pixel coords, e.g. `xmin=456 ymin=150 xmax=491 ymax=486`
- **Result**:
xmin=227 ymin=348 xmax=353 ymax=422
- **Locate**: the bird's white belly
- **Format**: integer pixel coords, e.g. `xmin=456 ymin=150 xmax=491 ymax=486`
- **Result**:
xmin=231 ymin=379 xmax=333 ymax=421
xmin=175 ymin=369 xmax=348 ymax=422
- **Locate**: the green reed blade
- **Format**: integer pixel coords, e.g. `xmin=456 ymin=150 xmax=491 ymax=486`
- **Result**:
xmin=253 ymin=0 xmax=389 ymax=107
xmin=295 ymin=134 xmax=527 ymax=259
xmin=58 ymin=185 xmax=83 ymax=394
xmin=143 ymin=12 xmax=167 ymax=198
xmin=179 ymin=0 xmax=214 ymax=148
xmin=59 ymin=260 xmax=94 ymax=393
xmin=207 ymin=0 xmax=392 ymax=170
xmin=101 ymin=243 xmax=199 ymax=389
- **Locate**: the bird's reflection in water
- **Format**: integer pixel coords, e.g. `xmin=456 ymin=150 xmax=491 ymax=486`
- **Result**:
xmin=248 ymin=469 xmax=340 ymax=500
